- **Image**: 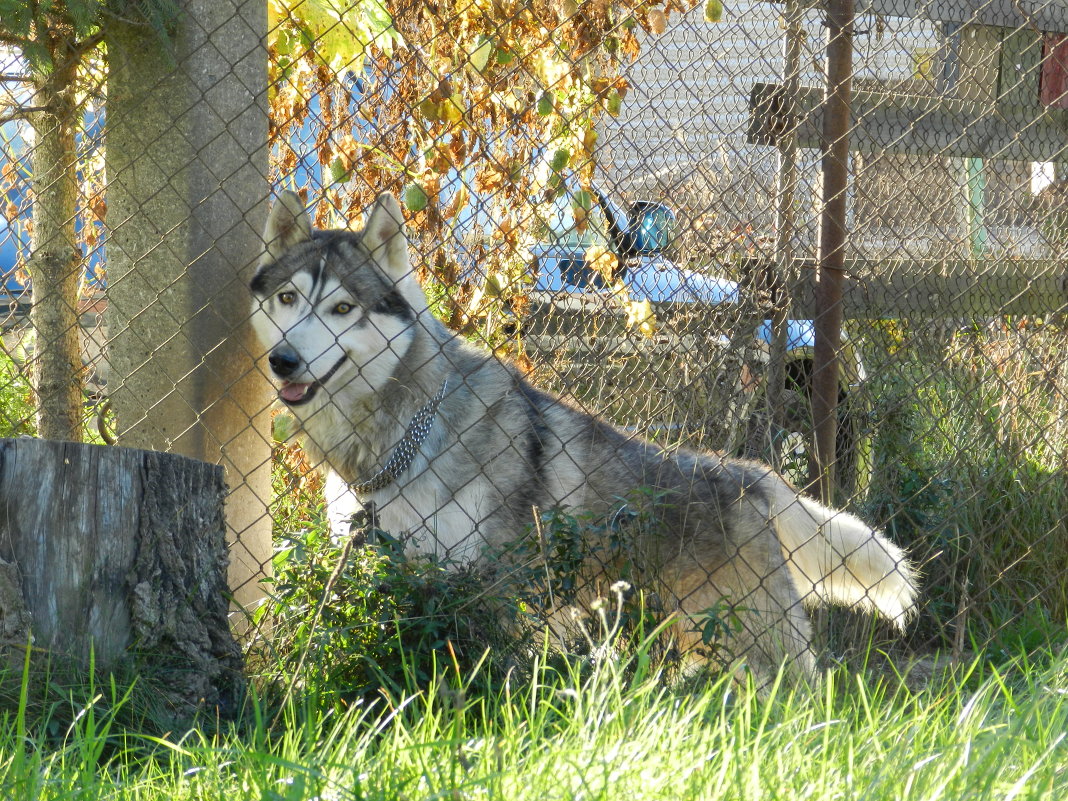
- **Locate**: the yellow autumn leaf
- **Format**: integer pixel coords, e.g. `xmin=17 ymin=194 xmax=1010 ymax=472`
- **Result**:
xmin=268 ymin=0 xmax=284 ymax=29
xmin=625 ymin=298 xmax=657 ymax=337
xmin=531 ymin=49 xmax=568 ymax=91
xmin=647 ymin=9 xmax=667 ymax=35
xmin=585 ymin=245 xmax=620 ymax=283
xmin=485 ymin=272 xmax=507 ymax=298
xmin=468 ymin=34 xmax=494 ymax=73
xmin=440 ymin=95 xmax=465 ymax=124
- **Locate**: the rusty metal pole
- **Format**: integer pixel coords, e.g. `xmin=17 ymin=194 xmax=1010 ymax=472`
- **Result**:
xmin=811 ymin=0 xmax=854 ymax=504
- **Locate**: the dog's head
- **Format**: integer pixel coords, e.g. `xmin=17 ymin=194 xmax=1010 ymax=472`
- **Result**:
xmin=249 ymin=192 xmax=426 ymax=409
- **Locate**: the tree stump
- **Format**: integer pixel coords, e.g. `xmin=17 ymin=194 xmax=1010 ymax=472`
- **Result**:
xmin=0 ymin=438 xmax=243 ymax=717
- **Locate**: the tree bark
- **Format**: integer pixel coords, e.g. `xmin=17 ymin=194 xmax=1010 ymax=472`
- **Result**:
xmin=28 ymin=67 xmax=84 ymax=442
xmin=0 ymin=438 xmax=244 ymax=716
xmin=104 ymin=0 xmax=272 ymax=620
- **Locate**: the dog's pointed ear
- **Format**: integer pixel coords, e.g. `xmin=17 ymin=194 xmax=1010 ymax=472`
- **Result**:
xmin=363 ymin=192 xmax=411 ymax=280
xmin=261 ymin=191 xmax=311 ymax=265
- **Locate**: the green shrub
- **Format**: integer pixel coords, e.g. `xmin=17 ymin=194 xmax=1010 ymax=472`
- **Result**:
xmin=857 ymin=321 xmax=1068 ymax=660
xmin=0 ymin=348 xmax=35 ymax=437
xmin=0 ymin=343 xmax=114 ymax=443
xmin=255 ymin=513 xmax=530 ymax=704
xmin=257 ymin=480 xmax=754 ymax=709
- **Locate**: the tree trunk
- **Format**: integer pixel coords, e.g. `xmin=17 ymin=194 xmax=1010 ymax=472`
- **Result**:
xmin=0 ymin=438 xmax=244 ymax=717
xmin=28 ymin=70 xmax=84 ymax=442
xmin=104 ymin=0 xmax=272 ymax=620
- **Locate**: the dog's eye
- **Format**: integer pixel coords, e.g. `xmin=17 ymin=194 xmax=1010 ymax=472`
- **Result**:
xmin=278 ymin=291 xmax=296 ymax=305
xmin=333 ymin=302 xmax=353 ymax=315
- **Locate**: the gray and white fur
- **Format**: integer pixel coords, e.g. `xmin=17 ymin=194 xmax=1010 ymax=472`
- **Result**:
xmin=249 ymin=191 xmax=919 ymax=681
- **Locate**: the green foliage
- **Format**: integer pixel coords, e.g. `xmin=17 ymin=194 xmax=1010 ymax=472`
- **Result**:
xmin=259 ymin=514 xmax=525 ymax=703
xmin=0 ymin=346 xmax=117 ymax=442
xmin=0 ymin=646 xmax=199 ymax=761
xmin=858 ymin=321 xmax=1068 ymax=657
xmin=107 ymin=0 xmax=181 ymax=40
xmin=0 ymin=1 xmax=178 ymax=75
xmin=0 ymin=0 xmax=36 ymax=39
xmin=697 ymin=598 xmax=744 ymax=649
xmin=510 ymin=491 xmax=673 ymax=632
xmin=270 ymin=0 xmax=399 ymax=80
xmin=986 ymin=605 xmax=1068 ymax=666
xmin=257 ymin=480 xmax=696 ymax=702
xmin=0 ymin=350 xmax=35 ymax=438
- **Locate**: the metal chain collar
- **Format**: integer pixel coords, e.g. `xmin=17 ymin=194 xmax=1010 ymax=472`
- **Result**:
xmin=349 ymin=380 xmax=448 ymax=495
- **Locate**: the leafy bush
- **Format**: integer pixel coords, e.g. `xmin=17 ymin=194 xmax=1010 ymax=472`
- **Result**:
xmin=857 ymin=321 xmax=1068 ymax=660
xmin=256 ymin=513 xmax=531 ymax=704
xmin=257 ymin=480 xmax=754 ymax=708
xmin=0 ymin=342 xmax=115 ymax=443
xmin=0 ymin=347 xmax=35 ymax=437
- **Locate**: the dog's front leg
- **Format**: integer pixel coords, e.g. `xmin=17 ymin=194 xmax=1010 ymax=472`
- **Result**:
xmin=325 ymin=468 xmax=366 ymax=543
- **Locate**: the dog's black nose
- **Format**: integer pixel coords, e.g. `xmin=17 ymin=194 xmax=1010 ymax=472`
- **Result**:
xmin=268 ymin=347 xmax=301 ymax=378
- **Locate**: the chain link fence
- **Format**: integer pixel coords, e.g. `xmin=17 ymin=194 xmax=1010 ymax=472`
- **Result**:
xmin=2 ymin=0 xmax=1067 ymax=684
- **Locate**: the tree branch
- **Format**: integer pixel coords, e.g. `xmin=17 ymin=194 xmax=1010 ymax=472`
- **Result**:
xmin=0 ymin=105 xmax=49 ymax=124
xmin=0 ymin=32 xmax=32 ymax=47
xmin=64 ymin=31 xmax=106 ymax=64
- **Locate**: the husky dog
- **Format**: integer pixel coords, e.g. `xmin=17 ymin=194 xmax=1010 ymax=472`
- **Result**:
xmin=250 ymin=191 xmax=918 ymax=680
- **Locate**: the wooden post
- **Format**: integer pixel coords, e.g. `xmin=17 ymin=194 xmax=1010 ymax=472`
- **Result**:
xmin=952 ymin=23 xmax=995 ymax=257
xmin=0 ymin=438 xmax=243 ymax=716
xmin=768 ymin=0 xmax=805 ymax=469
xmin=811 ymin=0 xmax=854 ymax=504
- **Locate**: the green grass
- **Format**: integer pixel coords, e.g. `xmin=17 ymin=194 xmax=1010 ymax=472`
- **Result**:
xmin=3 ymin=642 xmax=1068 ymax=800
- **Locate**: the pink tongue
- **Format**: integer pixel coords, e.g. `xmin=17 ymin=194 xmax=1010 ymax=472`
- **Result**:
xmin=279 ymin=382 xmax=312 ymax=402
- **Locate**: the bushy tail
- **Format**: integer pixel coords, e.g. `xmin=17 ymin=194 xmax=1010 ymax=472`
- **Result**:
xmin=769 ymin=484 xmax=918 ymax=628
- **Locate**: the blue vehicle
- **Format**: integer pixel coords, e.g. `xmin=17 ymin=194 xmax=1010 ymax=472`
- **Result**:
xmin=520 ymin=186 xmax=870 ymax=497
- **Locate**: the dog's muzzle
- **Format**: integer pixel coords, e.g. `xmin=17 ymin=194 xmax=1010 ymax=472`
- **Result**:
xmin=269 ymin=347 xmax=348 ymax=406
xmin=269 ymin=346 xmax=301 ymax=378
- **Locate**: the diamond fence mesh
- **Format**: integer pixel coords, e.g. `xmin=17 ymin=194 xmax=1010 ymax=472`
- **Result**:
xmin=1 ymin=0 xmax=1067 ymax=685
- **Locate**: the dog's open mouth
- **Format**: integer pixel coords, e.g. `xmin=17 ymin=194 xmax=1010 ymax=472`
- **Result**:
xmin=279 ymin=381 xmax=318 ymax=405
xmin=278 ymin=355 xmax=348 ymax=406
